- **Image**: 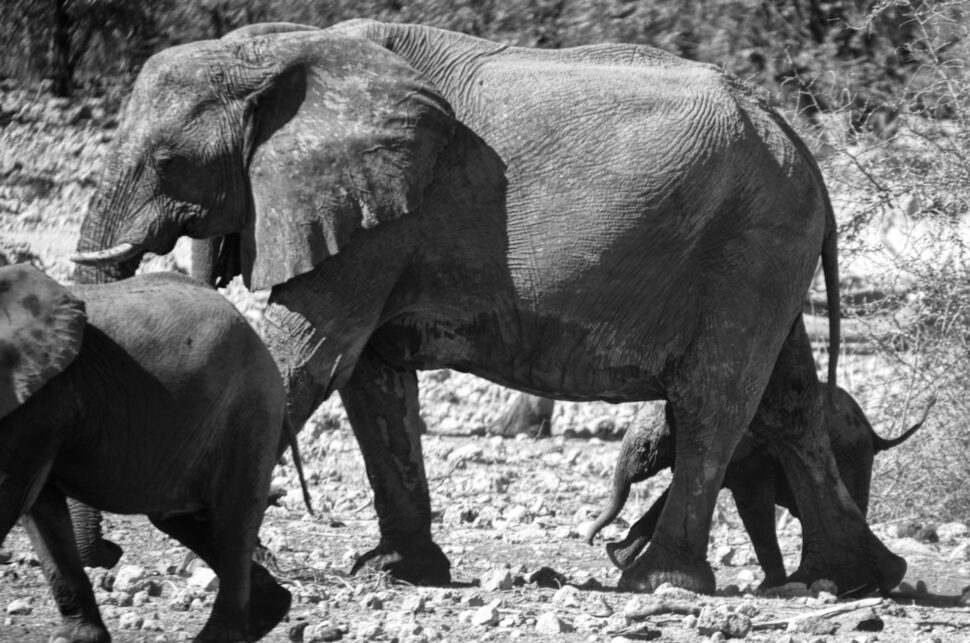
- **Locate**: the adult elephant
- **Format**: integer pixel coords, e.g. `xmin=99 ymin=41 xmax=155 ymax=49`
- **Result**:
xmin=72 ymin=21 xmax=904 ymax=594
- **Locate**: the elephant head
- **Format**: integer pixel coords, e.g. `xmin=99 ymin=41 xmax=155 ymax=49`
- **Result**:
xmin=0 ymin=264 xmax=86 ymax=421
xmin=72 ymin=30 xmax=456 ymax=290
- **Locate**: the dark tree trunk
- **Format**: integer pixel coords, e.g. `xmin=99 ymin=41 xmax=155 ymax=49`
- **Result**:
xmin=51 ymin=0 xmax=72 ymax=97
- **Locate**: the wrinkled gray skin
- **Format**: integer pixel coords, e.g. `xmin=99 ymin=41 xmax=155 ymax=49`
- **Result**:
xmin=587 ymin=388 xmax=928 ymax=588
xmin=0 ymin=266 xmax=291 ymax=643
xmin=72 ymin=20 xmax=906 ymax=594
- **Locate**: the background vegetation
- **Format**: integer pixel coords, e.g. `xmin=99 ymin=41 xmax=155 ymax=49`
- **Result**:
xmin=1 ymin=0 xmax=968 ymax=525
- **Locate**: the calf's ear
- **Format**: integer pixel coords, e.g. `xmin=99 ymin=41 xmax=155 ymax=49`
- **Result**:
xmin=0 ymin=265 xmax=86 ymax=421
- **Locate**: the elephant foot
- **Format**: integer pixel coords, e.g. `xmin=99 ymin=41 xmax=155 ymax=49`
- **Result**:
xmin=81 ymin=538 xmax=123 ymax=569
xmin=250 ymin=562 xmax=292 ymax=640
xmin=49 ymin=620 xmax=110 ymax=643
xmin=756 ymin=570 xmax=788 ymax=591
xmin=350 ymin=537 xmax=451 ymax=585
xmin=606 ymin=538 xmax=647 ymax=571
xmin=788 ymin=530 xmax=906 ymax=597
xmin=617 ymin=545 xmax=715 ymax=594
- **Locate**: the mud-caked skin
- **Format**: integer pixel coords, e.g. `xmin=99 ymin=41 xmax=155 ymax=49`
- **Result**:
xmin=73 ymin=20 xmax=905 ymax=594
xmin=0 ymin=266 xmax=291 ymax=642
xmin=590 ymin=387 xmax=928 ymax=589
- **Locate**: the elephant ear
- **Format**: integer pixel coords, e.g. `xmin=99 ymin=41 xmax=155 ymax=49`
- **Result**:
xmin=238 ymin=34 xmax=456 ymax=289
xmin=0 ymin=264 xmax=86 ymax=421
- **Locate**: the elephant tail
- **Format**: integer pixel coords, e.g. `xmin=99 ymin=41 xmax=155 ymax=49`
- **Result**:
xmin=873 ymin=395 xmax=936 ymax=453
xmin=821 ymin=189 xmax=841 ymax=404
xmin=284 ymin=415 xmax=314 ymax=515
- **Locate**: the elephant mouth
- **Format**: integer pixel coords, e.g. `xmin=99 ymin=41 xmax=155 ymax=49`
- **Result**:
xmin=70 ymin=242 xmax=145 ymax=267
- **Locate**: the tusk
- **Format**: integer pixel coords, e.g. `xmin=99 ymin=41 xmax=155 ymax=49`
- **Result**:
xmin=70 ymin=243 xmax=143 ymax=266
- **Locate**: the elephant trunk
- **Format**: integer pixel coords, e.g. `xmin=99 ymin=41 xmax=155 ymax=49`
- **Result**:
xmin=872 ymin=395 xmax=936 ymax=453
xmin=72 ymin=184 xmax=144 ymax=284
xmin=585 ymin=465 xmax=633 ymax=545
xmin=66 ymin=498 xmax=123 ymax=569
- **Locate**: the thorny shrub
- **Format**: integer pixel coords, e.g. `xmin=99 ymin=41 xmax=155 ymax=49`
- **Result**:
xmin=800 ymin=0 xmax=970 ymax=524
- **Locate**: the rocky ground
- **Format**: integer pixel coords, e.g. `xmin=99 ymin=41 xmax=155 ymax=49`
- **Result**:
xmin=3 ymin=83 xmax=970 ymax=642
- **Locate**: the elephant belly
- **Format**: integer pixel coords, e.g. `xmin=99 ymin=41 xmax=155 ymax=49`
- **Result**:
xmin=373 ymin=308 xmax=670 ymax=402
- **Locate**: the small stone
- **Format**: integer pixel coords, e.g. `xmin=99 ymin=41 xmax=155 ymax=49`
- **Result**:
xmin=446 ymin=444 xmax=484 ymax=465
xmin=573 ymin=613 xmax=605 ymax=632
xmin=736 ymin=569 xmax=756 ymax=585
xmin=401 ymin=594 xmax=426 ymax=614
xmin=696 ymin=605 xmax=752 ymax=638
xmin=359 ymin=593 xmax=383 ymax=610
xmin=481 ymin=568 xmax=513 ymax=592
xmin=715 ymin=545 xmax=735 ymax=566
xmin=552 ymin=585 xmax=581 ymax=607
xmin=710 ymin=632 xmax=726 ymax=642
xmin=141 ymin=613 xmax=165 ymax=632
xmin=535 ymin=611 xmax=572 ymax=634
xmin=442 ymin=504 xmax=477 ymax=526
xmin=606 ymin=613 xmax=629 ymax=632
xmin=786 ymin=616 xmax=839 ymax=635
xmin=816 ymin=591 xmax=837 ymax=604
xmin=471 ymin=601 xmax=500 ymax=626
xmin=652 ymin=583 xmax=698 ymax=601
xmin=505 ymin=505 xmax=533 ymax=523
xmin=682 ymin=614 xmax=698 ymax=629
xmin=114 ymin=565 xmax=148 ymax=593
xmin=462 ymin=592 xmax=485 ymax=607
xmin=809 ymin=578 xmax=838 ymax=596
xmin=526 ymin=566 xmax=568 ymax=588
xmin=186 ymin=567 xmax=219 ymax=592
xmin=119 ymin=612 xmax=144 ymax=629
xmin=354 ymin=622 xmax=383 ymax=640
xmin=303 ymin=623 xmax=344 ymax=641
xmin=132 ymin=590 xmax=151 ymax=607
xmin=936 ymin=522 xmax=969 ymax=542
xmin=6 ymin=599 xmax=31 ymax=615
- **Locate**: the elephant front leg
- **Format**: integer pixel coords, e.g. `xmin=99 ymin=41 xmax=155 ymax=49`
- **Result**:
xmin=340 ymin=348 xmax=450 ymax=585
xmin=22 ymin=487 xmax=109 ymax=643
xmin=724 ymin=461 xmax=787 ymax=588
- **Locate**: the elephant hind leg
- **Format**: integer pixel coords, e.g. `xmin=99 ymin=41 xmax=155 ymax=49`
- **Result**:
xmin=752 ymin=319 xmax=905 ymax=595
xmin=22 ymin=486 xmax=109 ymax=643
xmin=149 ymin=513 xmax=290 ymax=641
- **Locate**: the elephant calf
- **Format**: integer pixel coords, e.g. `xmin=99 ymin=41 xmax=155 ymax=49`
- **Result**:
xmin=587 ymin=388 xmax=931 ymax=588
xmin=0 ymin=265 xmax=291 ymax=643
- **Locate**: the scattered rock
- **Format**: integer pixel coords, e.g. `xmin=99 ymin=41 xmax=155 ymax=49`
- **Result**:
xmin=809 ymin=578 xmax=838 ymax=596
xmin=715 ymin=544 xmax=736 ymax=566
xmin=401 ymin=594 xmax=426 ymax=614
xmin=787 ymin=616 xmax=840 ymax=636
xmin=442 ymin=504 xmax=477 ymax=526
xmin=186 ymin=567 xmax=219 ymax=592
xmin=535 ymin=611 xmax=572 ymax=634
xmin=113 ymin=564 xmax=148 ymax=592
xmin=480 ymin=568 xmax=513 ymax=592
xmin=359 ymin=593 xmax=383 ymax=610
xmin=696 ymin=605 xmax=752 ymax=638
xmin=447 ymin=444 xmax=484 ymax=466
xmin=936 ymin=521 xmax=969 ymax=542
xmin=552 ymin=585 xmax=581 ymax=607
xmin=526 ymin=566 xmax=567 ymax=588
xmin=651 ymin=583 xmax=698 ymax=602
xmin=471 ymin=601 xmax=500 ymax=626
xmin=119 ymin=611 xmax=144 ymax=630
xmin=5 ymin=599 xmax=31 ymax=615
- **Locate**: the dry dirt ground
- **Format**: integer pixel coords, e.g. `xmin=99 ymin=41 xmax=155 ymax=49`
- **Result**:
xmin=3 ymin=84 xmax=970 ymax=642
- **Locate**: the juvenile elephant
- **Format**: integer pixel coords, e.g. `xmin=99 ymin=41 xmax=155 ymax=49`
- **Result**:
xmin=587 ymin=388 xmax=931 ymax=587
xmin=0 ymin=265 xmax=291 ymax=643
xmin=72 ymin=20 xmax=905 ymax=594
